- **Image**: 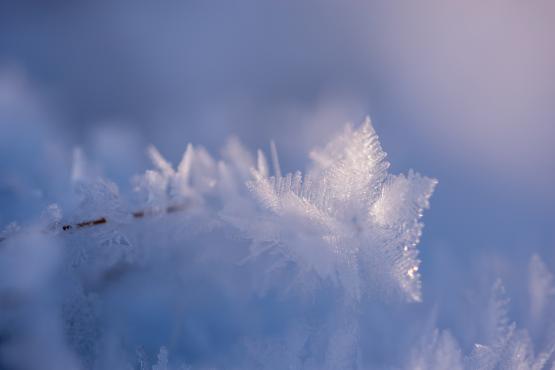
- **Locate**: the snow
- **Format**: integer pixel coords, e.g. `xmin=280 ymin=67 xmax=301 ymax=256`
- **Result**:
xmin=0 ymin=114 xmax=554 ymax=369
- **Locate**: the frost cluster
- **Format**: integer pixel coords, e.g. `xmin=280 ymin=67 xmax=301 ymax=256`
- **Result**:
xmin=406 ymin=257 xmax=555 ymax=370
xmin=1 ymin=119 xmax=554 ymax=369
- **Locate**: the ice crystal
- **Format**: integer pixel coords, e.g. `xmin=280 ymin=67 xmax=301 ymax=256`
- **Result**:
xmin=243 ymin=118 xmax=436 ymax=302
xmin=464 ymin=277 xmax=555 ymax=370
xmin=408 ymin=255 xmax=555 ymax=370
xmin=0 ymin=118 xmax=439 ymax=369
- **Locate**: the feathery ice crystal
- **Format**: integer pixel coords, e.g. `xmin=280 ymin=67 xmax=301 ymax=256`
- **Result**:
xmin=406 ymin=257 xmax=555 ymax=370
xmin=243 ymin=118 xmax=436 ymax=302
xmin=4 ymin=117 xmax=554 ymax=369
xmin=0 ymin=118 xmax=440 ymax=369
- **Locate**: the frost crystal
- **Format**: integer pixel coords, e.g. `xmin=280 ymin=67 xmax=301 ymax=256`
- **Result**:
xmin=464 ymin=276 xmax=555 ymax=370
xmin=409 ymin=255 xmax=555 ymax=370
xmin=243 ymin=118 xmax=437 ymax=302
xmin=0 ymin=118 xmax=439 ymax=369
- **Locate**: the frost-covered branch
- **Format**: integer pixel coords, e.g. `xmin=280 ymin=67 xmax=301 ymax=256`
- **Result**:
xmin=0 ymin=118 xmax=438 ymax=369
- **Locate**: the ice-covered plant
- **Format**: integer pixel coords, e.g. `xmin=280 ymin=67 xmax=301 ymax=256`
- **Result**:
xmin=2 ymin=118 xmax=439 ymax=369
xmin=406 ymin=254 xmax=555 ymax=370
xmin=241 ymin=118 xmax=436 ymax=302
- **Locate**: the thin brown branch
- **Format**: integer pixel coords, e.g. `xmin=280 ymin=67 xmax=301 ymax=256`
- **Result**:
xmin=0 ymin=202 xmax=190 ymax=245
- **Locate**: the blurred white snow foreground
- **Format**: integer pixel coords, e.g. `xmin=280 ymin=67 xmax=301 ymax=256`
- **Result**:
xmin=1 ymin=119 xmax=554 ymax=369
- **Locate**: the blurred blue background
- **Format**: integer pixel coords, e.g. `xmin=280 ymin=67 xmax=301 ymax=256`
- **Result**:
xmin=1 ymin=0 xmax=554 ymax=352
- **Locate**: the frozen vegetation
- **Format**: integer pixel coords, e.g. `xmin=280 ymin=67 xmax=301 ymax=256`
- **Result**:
xmin=0 ymin=114 xmax=554 ymax=369
xmin=2 ymin=2 xmax=555 ymax=367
